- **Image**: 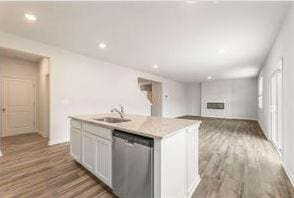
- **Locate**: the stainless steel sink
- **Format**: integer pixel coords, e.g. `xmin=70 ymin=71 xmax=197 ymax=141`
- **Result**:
xmin=93 ymin=117 xmax=131 ymax=123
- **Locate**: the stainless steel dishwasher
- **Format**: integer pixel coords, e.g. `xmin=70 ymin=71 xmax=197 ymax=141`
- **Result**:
xmin=113 ymin=130 xmax=154 ymax=198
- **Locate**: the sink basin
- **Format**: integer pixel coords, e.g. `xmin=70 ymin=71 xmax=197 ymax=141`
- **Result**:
xmin=93 ymin=117 xmax=131 ymax=123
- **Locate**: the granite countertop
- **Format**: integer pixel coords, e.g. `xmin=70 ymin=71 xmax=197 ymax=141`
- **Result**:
xmin=69 ymin=113 xmax=201 ymax=139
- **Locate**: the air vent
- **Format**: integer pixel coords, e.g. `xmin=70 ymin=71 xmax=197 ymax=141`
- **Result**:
xmin=207 ymin=102 xmax=225 ymax=109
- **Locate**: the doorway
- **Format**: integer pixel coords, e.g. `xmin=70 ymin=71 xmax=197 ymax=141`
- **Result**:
xmin=138 ymin=78 xmax=163 ymax=117
xmin=0 ymin=47 xmax=50 ymax=156
xmin=269 ymin=59 xmax=283 ymax=158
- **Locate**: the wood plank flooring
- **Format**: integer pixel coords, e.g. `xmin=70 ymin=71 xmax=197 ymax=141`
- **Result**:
xmin=0 ymin=118 xmax=293 ymax=198
xmin=184 ymin=116 xmax=294 ymax=198
xmin=0 ymin=133 xmax=115 ymax=198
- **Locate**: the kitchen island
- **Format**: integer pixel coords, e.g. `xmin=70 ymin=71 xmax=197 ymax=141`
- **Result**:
xmin=69 ymin=113 xmax=201 ymax=198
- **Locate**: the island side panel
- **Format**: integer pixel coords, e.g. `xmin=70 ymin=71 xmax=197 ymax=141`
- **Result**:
xmin=156 ymin=128 xmax=188 ymax=198
xmin=154 ymin=138 xmax=161 ymax=198
xmin=153 ymin=124 xmax=200 ymax=198
xmin=186 ymin=124 xmax=201 ymax=197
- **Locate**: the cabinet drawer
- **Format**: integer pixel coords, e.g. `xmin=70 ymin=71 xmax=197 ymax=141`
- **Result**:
xmin=83 ymin=122 xmax=112 ymax=140
xmin=71 ymin=119 xmax=82 ymax=129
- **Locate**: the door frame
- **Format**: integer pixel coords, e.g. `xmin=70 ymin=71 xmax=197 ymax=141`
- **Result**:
xmin=1 ymin=75 xmax=37 ymax=136
xmin=269 ymin=58 xmax=283 ymax=159
xmin=44 ymin=74 xmax=50 ymax=138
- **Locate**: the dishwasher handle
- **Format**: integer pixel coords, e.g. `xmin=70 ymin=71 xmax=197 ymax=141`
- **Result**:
xmin=113 ymin=130 xmax=153 ymax=147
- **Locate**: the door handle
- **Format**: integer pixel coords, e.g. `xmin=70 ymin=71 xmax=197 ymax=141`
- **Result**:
xmin=2 ymin=108 xmax=5 ymax=112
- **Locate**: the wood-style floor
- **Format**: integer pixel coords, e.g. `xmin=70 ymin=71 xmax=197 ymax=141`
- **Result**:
xmin=0 ymin=133 xmax=115 ymax=198
xmin=186 ymin=116 xmax=294 ymax=198
xmin=0 ymin=118 xmax=293 ymax=198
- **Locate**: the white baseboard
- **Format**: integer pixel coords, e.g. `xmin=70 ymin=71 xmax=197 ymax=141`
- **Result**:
xmin=200 ymin=115 xmax=257 ymax=121
xmin=2 ymin=130 xmax=39 ymax=137
xmin=188 ymin=176 xmax=201 ymax=198
xmin=182 ymin=114 xmax=201 ymax=117
xmin=283 ymin=164 xmax=294 ymax=187
xmin=38 ymin=130 xmax=47 ymax=138
xmin=257 ymin=120 xmax=269 ymax=139
xmin=180 ymin=115 xmax=257 ymax=121
xmin=48 ymin=137 xmax=69 ymax=145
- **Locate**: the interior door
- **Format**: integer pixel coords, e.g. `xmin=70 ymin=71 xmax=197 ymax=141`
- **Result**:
xmin=1 ymin=78 xmax=36 ymax=136
xmin=270 ymin=67 xmax=283 ymax=157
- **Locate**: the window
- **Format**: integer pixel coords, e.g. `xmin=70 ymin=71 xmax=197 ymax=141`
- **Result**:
xmin=258 ymin=76 xmax=263 ymax=109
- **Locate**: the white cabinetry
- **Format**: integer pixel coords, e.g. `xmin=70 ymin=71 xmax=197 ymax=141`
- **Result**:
xmin=95 ymin=136 xmax=112 ymax=186
xmin=70 ymin=127 xmax=82 ymax=162
xmin=82 ymin=132 xmax=97 ymax=171
xmin=71 ymin=120 xmax=113 ymax=188
xmin=70 ymin=117 xmax=201 ymax=196
xmin=70 ymin=120 xmax=82 ymax=162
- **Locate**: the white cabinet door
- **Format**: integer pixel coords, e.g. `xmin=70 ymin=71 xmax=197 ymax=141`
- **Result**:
xmin=186 ymin=126 xmax=198 ymax=195
xmin=70 ymin=127 xmax=82 ymax=162
xmin=95 ymin=136 xmax=112 ymax=187
xmin=82 ymin=132 xmax=96 ymax=172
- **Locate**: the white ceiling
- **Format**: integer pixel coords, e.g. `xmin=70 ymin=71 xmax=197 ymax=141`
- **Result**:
xmin=0 ymin=1 xmax=289 ymax=82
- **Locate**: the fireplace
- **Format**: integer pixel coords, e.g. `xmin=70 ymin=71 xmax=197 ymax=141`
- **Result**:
xmin=207 ymin=102 xmax=225 ymax=109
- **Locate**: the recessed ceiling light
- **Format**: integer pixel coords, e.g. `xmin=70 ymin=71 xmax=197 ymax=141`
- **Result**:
xmin=153 ymin=64 xmax=159 ymax=69
xmin=99 ymin=42 xmax=106 ymax=49
xmin=207 ymin=76 xmax=212 ymax=80
xmin=24 ymin=13 xmax=37 ymax=22
xmin=218 ymin=49 xmax=225 ymax=54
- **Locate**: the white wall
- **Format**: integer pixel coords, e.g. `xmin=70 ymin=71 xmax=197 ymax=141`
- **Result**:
xmin=258 ymin=3 xmax=294 ymax=184
xmin=201 ymin=78 xmax=258 ymax=120
xmin=161 ymin=81 xmax=188 ymax=118
xmin=187 ymin=83 xmax=201 ymax=116
xmin=0 ymin=31 xmax=189 ymax=145
xmin=151 ymin=82 xmax=163 ymax=117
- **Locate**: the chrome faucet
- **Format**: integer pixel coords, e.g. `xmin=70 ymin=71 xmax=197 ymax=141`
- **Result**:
xmin=111 ymin=105 xmax=125 ymax=119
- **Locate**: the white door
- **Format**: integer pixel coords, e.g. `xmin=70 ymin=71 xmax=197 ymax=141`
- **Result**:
xmin=270 ymin=66 xmax=283 ymax=157
xmin=1 ymin=78 xmax=36 ymax=136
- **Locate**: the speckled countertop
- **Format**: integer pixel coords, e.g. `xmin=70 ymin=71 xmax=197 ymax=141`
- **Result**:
xmin=69 ymin=113 xmax=201 ymax=139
